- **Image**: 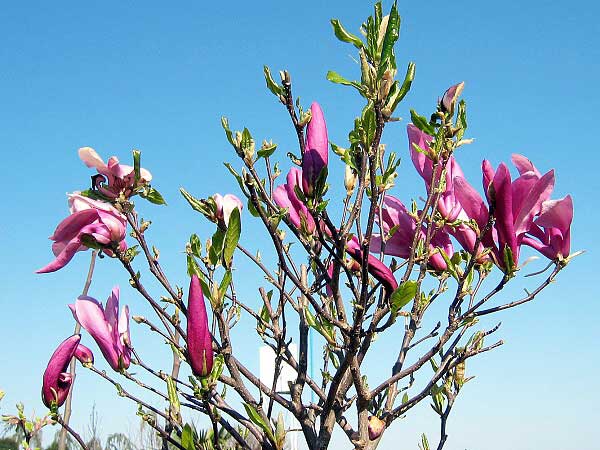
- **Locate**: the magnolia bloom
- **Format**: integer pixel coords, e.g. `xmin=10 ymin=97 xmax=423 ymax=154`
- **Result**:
xmin=79 ymin=147 xmax=152 ymax=199
xmin=407 ymin=124 xmax=483 ymax=258
xmin=37 ymin=193 xmax=127 ymax=273
xmin=42 ymin=335 xmax=81 ymax=408
xmin=346 ymin=237 xmax=398 ymax=294
xmin=69 ymin=287 xmax=131 ymax=372
xmin=371 ymin=195 xmax=453 ymax=271
xmin=273 ymin=167 xmax=316 ymax=234
xmin=187 ymin=275 xmax=213 ymax=377
xmin=522 ymin=195 xmax=573 ymax=260
xmin=453 ymin=155 xmax=555 ymax=268
xmin=302 ymin=102 xmax=329 ymax=197
xmin=213 ymin=193 xmax=243 ymax=226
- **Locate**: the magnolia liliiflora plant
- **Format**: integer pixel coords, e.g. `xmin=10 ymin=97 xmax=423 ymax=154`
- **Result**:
xmin=35 ymin=2 xmax=577 ymax=450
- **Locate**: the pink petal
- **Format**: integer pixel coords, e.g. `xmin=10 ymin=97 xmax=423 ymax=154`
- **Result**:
xmin=511 ymin=154 xmax=541 ymax=177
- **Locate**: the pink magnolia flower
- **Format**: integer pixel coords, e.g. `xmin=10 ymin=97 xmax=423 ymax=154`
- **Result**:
xmin=371 ymin=195 xmax=453 ymax=271
xmin=522 ymin=195 xmax=573 ymax=260
xmin=453 ymin=155 xmax=555 ymax=268
xmin=79 ymin=147 xmax=152 ymax=199
xmin=408 ymin=124 xmax=481 ymax=257
xmin=187 ymin=275 xmax=213 ymax=377
xmin=42 ymin=334 xmax=81 ymax=408
xmin=69 ymin=287 xmax=131 ymax=372
xmin=346 ymin=236 xmax=398 ymax=294
xmin=213 ymin=193 xmax=243 ymax=226
xmin=302 ymin=102 xmax=329 ymax=197
xmin=274 ymin=167 xmax=316 ymax=234
xmin=37 ymin=193 xmax=127 ymax=273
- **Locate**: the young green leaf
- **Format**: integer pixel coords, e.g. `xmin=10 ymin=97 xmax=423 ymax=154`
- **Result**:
xmin=181 ymin=424 xmax=196 ymax=450
xmin=263 ymin=65 xmax=283 ymax=96
xmin=410 ymin=109 xmax=435 ymax=135
xmin=378 ymin=1 xmax=400 ymax=78
xmin=243 ymin=403 xmax=275 ymax=441
xmin=330 ymin=19 xmax=363 ymax=49
xmin=142 ymin=187 xmax=167 ymax=205
xmin=389 ymin=280 xmax=418 ymax=314
xmin=223 ymin=207 xmax=241 ymax=267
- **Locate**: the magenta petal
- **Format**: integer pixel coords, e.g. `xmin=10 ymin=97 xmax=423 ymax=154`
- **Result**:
xmin=187 ymin=275 xmax=214 ymax=377
xmin=492 ymin=163 xmax=518 ymax=263
xmin=511 ymin=154 xmax=541 ymax=177
xmin=36 ymin=237 xmax=84 ymax=274
xmin=346 ymin=237 xmax=398 ymax=293
xmin=453 ymin=176 xmax=489 ymax=228
xmin=49 ymin=209 xmax=98 ymax=242
xmin=42 ymin=335 xmax=81 ymax=408
xmin=513 ymin=170 xmax=555 ymax=237
xmin=73 ymin=295 xmax=121 ymax=371
xmin=407 ymin=124 xmax=434 ymax=183
xmin=536 ymin=195 xmax=574 ymax=233
xmin=74 ymin=344 xmax=94 ymax=364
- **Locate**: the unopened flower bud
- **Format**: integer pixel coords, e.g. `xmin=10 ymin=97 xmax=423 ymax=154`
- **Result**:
xmin=344 ymin=165 xmax=357 ymax=195
xmin=368 ymin=415 xmax=386 ymax=440
xmin=441 ymin=82 xmax=465 ymax=115
xmin=74 ymin=344 xmax=94 ymax=365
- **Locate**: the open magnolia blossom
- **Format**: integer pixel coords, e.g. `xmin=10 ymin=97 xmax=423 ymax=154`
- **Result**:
xmin=33 ymin=4 xmax=578 ymax=450
xmin=79 ymin=147 xmax=152 ymax=199
xmin=69 ymin=287 xmax=131 ymax=372
xmin=36 ymin=193 xmax=127 ymax=273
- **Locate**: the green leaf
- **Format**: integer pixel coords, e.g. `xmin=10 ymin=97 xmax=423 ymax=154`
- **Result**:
xmin=257 ymin=142 xmax=277 ymax=158
xmin=142 ymin=187 xmax=167 ymax=205
xmin=385 ymin=62 xmax=415 ymax=113
xmin=209 ymin=228 xmax=225 ymax=267
xmin=330 ymin=19 xmax=363 ymax=49
xmin=186 ymin=255 xmax=202 ymax=278
xmin=410 ymin=109 xmax=435 ymax=135
xmin=219 ymin=270 xmax=232 ymax=297
xmin=223 ymin=162 xmax=245 ymax=192
xmin=263 ymin=65 xmax=283 ymax=96
xmin=180 ymin=188 xmax=210 ymax=215
xmin=132 ymin=150 xmax=141 ymax=183
xmin=389 ymin=280 xmax=418 ymax=314
xmin=243 ymin=403 xmax=274 ymax=441
xmin=221 ymin=116 xmax=235 ymax=146
xmin=247 ymin=198 xmax=260 ymax=217
xmin=190 ymin=234 xmax=202 ymax=258
xmin=326 ymin=70 xmax=355 ymax=86
xmin=181 ymin=424 xmax=196 ymax=450
xmin=378 ymin=1 xmax=401 ymax=78
xmin=223 ymin=207 xmax=241 ymax=267
xmin=456 ymin=99 xmax=467 ymax=140
xmin=166 ymin=376 xmax=182 ymax=425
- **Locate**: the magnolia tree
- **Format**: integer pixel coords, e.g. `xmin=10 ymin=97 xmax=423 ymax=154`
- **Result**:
xmin=32 ymin=3 xmax=577 ymax=450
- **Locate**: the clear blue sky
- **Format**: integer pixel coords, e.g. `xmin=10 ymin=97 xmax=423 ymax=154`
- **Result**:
xmin=1 ymin=1 xmax=598 ymax=449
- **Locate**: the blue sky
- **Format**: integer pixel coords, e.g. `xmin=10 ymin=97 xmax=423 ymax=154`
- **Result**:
xmin=1 ymin=1 xmax=598 ymax=448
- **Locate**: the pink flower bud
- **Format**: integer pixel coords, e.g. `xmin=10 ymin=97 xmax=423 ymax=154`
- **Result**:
xmin=74 ymin=344 xmax=94 ymax=365
xmin=187 ymin=275 xmax=214 ymax=378
xmin=42 ymin=335 xmax=80 ymax=408
xmin=302 ymin=102 xmax=329 ymax=197
xmin=368 ymin=415 xmax=385 ymax=440
xmin=213 ymin=193 xmax=243 ymax=226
